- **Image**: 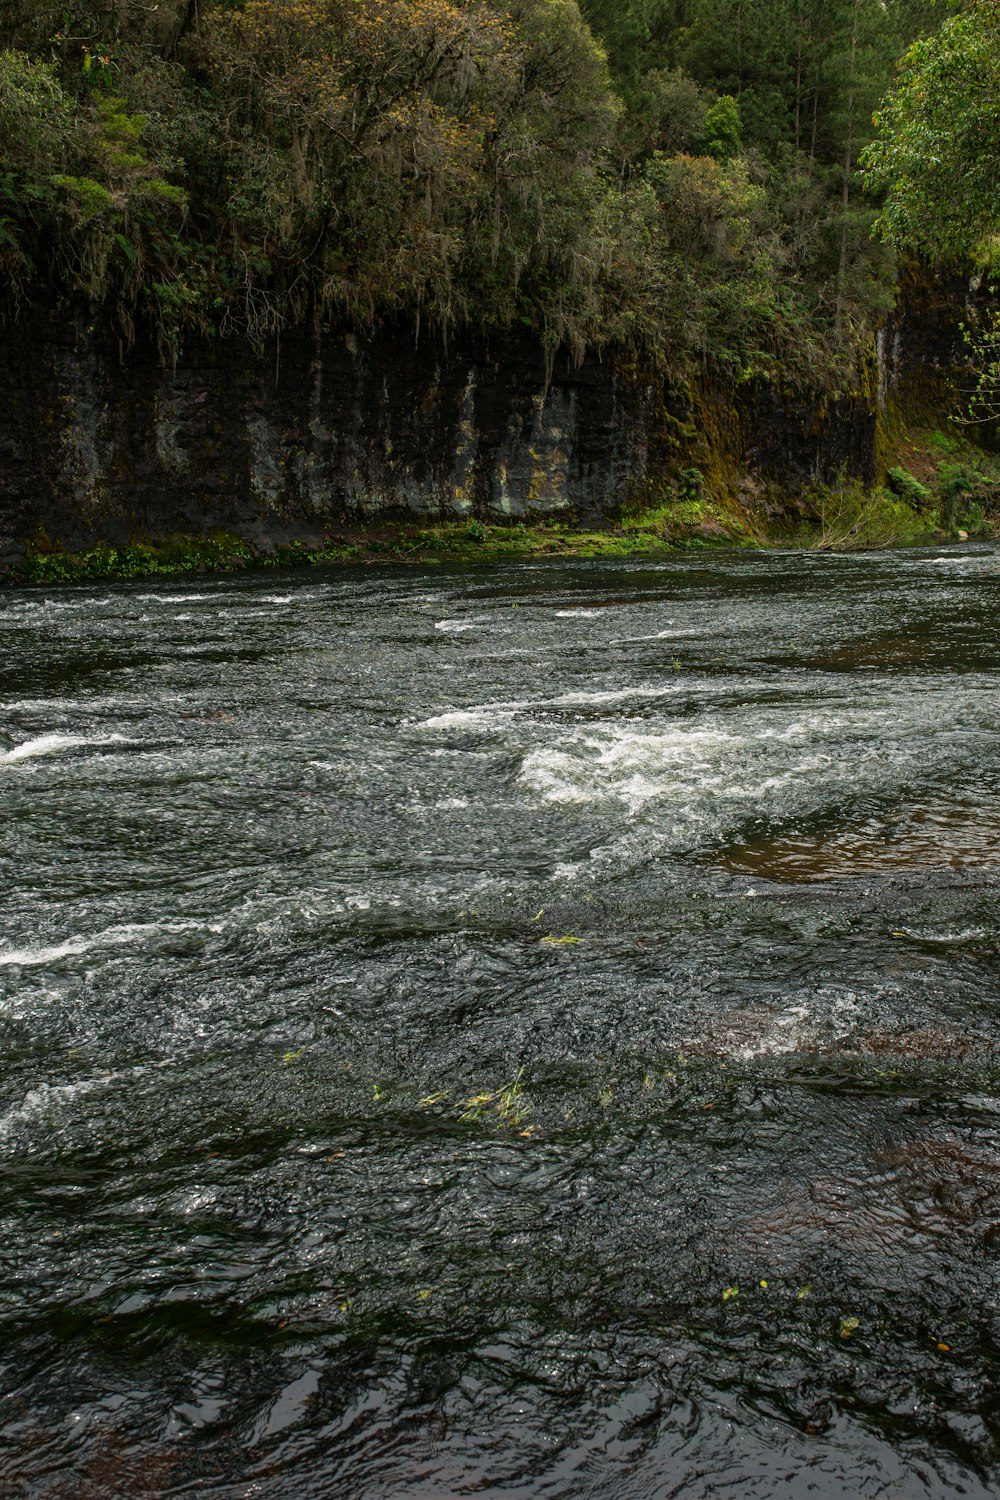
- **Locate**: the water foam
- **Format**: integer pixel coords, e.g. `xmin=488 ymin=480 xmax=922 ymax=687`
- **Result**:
xmin=0 ymin=936 xmax=95 ymax=967
xmin=549 ymin=686 xmax=682 ymax=708
xmin=137 ymin=592 xmax=216 ymax=604
xmin=0 ymin=1060 xmax=178 ymax=1140
xmin=3 ymin=694 xmax=154 ymax=713
xmin=418 ymin=707 xmax=515 ymax=731
xmin=0 ymin=733 xmax=127 ymax=764
xmin=520 ymin=726 xmax=739 ymax=812
xmin=0 ymin=920 xmax=207 ymax=969
xmin=730 ymin=1004 xmax=813 ymax=1060
xmin=0 ymin=1076 xmax=112 ymax=1137
xmin=6 ymin=596 xmax=117 ymax=614
xmin=415 ymin=684 xmax=683 ymax=731
xmin=608 ymin=629 xmax=701 ymax=644
xmin=435 ymin=618 xmax=488 ymax=633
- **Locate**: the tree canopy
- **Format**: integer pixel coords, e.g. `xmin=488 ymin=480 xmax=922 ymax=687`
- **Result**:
xmin=0 ymin=0 xmax=972 ymax=392
xmin=862 ymin=0 xmax=1000 ymax=261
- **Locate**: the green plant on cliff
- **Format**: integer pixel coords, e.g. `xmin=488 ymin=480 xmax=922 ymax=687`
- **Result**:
xmin=885 ymin=466 xmax=932 ymax=508
xmin=933 ymin=456 xmax=999 ymax=530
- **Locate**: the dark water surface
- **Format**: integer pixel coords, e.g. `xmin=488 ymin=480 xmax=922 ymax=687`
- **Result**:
xmin=2 ymin=548 xmax=1000 ymax=1498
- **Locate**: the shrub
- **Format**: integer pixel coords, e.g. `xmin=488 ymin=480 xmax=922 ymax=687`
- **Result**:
xmin=885 ymin=466 xmax=932 ymax=508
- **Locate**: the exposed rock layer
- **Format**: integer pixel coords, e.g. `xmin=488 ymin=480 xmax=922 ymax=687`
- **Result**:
xmin=0 ymin=289 xmax=959 ymax=568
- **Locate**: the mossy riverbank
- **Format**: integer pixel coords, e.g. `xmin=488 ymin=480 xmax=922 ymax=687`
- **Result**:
xmin=10 ymin=428 xmax=998 ymax=587
xmin=12 ymin=520 xmax=703 ymax=586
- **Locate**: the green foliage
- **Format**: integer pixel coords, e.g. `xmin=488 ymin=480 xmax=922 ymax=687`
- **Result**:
xmin=0 ymin=50 xmax=70 ymax=168
xmin=0 ymin=0 xmax=969 ymax=393
xmin=804 ymin=478 xmax=938 ymax=550
xmin=580 ymin=0 xmax=678 ymax=94
xmin=702 ymin=95 xmax=740 ymax=162
xmin=933 ymin=458 xmax=998 ymax=530
xmin=49 ymin=174 xmax=114 ymax=218
xmin=885 ymin=465 xmax=931 ymax=507
xmin=927 ymin=426 xmax=961 ymax=455
xmin=888 ymin=426 xmax=1000 ymax=535
xmin=863 ymin=2 xmax=1000 ymax=261
xmin=957 ymin=302 xmax=1000 ymax=430
xmin=18 ymin=534 xmax=257 ymax=583
xmin=677 ymin=466 xmax=705 ymax=501
xmin=143 ymin=179 xmax=187 ymax=205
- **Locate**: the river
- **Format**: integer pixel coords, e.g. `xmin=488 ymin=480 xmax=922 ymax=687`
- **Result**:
xmin=2 ymin=547 xmax=1000 ymax=1498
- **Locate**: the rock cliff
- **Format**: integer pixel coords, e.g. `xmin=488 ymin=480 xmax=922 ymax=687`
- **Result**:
xmin=0 ymin=294 xmax=957 ymax=573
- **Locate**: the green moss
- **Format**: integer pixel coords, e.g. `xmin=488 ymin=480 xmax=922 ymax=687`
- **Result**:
xmin=13 ymin=518 xmax=729 ymax=586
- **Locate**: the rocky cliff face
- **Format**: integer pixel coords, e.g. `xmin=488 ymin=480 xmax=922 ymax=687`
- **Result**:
xmin=879 ymin=264 xmax=992 ymax=437
xmin=1 ymin=312 xmax=654 ymax=564
xmin=0 ymin=307 xmax=887 ymax=569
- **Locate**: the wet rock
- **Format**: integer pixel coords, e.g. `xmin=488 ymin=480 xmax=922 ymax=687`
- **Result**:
xmin=683 ymin=1004 xmax=817 ymax=1059
xmin=847 ymin=1026 xmax=993 ymax=1062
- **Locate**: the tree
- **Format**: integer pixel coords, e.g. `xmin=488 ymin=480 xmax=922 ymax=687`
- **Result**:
xmin=578 ymin=0 xmax=683 ymax=95
xmin=862 ymin=2 xmax=1000 ymax=425
xmin=862 ymin=0 xmax=1000 ymax=261
xmin=702 ymin=94 xmax=740 ymax=160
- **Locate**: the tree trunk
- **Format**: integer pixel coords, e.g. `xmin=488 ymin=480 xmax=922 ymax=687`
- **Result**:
xmin=834 ymin=0 xmax=859 ymax=340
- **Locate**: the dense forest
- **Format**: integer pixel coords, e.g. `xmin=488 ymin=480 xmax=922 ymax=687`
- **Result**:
xmin=0 ymin=0 xmax=983 ymax=397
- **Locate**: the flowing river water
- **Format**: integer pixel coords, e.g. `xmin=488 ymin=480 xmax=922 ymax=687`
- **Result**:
xmin=2 ymin=547 xmax=1000 ymax=1498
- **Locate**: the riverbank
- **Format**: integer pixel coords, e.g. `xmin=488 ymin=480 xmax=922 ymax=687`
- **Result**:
xmin=11 ymin=431 xmax=997 ymax=586
xmin=3 ymin=278 xmax=991 ymax=588
xmin=3 ymin=512 xmax=975 ymax=587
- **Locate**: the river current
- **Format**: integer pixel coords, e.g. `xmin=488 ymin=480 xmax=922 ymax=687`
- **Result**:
xmin=2 ymin=548 xmax=1000 ymax=1497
